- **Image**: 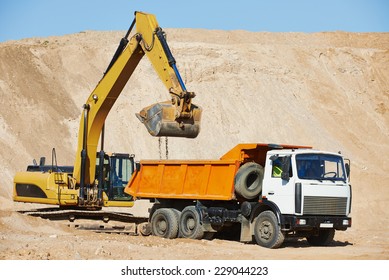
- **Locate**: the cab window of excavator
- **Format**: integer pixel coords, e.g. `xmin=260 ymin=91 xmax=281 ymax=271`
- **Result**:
xmin=109 ymin=156 xmax=133 ymax=200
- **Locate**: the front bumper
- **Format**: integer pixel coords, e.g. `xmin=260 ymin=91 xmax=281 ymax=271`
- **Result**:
xmin=281 ymin=215 xmax=352 ymax=231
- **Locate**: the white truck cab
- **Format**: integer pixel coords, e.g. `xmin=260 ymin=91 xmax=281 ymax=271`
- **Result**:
xmin=250 ymin=149 xmax=352 ymax=248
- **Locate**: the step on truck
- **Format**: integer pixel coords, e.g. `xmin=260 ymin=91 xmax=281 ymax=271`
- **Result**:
xmin=125 ymin=143 xmax=352 ymax=248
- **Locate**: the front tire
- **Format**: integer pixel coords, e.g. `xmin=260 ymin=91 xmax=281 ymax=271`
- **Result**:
xmin=254 ymin=210 xmax=284 ymax=249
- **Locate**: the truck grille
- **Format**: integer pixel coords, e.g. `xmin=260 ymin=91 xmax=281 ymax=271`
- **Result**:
xmin=303 ymin=196 xmax=347 ymax=216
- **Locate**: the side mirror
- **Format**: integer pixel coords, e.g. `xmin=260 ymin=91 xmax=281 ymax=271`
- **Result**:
xmin=39 ymin=157 xmax=46 ymax=166
xmin=281 ymin=156 xmax=291 ymax=181
xmin=345 ymin=159 xmax=351 ymax=180
xmin=269 ymin=154 xmax=279 ymax=161
xmin=281 ymin=172 xmax=289 ymax=181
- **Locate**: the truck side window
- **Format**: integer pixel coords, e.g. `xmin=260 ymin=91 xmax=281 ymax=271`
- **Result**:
xmin=272 ymin=158 xmax=282 ymax=177
xmin=272 ymin=156 xmax=293 ymax=178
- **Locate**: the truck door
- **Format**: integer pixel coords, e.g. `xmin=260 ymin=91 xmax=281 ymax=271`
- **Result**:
xmin=264 ymin=155 xmax=295 ymax=214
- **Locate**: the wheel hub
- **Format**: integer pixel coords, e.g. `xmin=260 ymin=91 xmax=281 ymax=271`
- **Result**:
xmin=186 ymin=217 xmax=195 ymax=230
xmin=158 ymin=220 xmax=167 ymax=232
xmin=259 ymin=221 xmax=273 ymax=240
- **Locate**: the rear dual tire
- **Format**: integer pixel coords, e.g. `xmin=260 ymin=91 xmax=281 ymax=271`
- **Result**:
xmin=179 ymin=206 xmax=204 ymax=240
xmin=150 ymin=206 xmax=204 ymax=239
xmin=150 ymin=206 xmax=205 ymax=240
xmin=150 ymin=208 xmax=180 ymax=239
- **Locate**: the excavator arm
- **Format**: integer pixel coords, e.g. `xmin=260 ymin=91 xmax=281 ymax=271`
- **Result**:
xmin=73 ymin=11 xmax=201 ymax=205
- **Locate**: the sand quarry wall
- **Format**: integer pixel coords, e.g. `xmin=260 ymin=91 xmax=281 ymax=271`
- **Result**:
xmin=0 ymin=29 xmax=388 ymax=231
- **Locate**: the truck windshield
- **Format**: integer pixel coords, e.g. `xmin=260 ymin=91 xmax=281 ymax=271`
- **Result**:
xmin=296 ymin=153 xmax=346 ymax=182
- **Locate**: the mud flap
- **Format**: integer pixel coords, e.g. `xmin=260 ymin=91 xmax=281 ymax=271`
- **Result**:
xmin=239 ymin=215 xmax=253 ymax=242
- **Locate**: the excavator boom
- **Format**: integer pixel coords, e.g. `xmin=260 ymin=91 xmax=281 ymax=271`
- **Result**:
xmin=73 ymin=11 xmax=201 ymax=204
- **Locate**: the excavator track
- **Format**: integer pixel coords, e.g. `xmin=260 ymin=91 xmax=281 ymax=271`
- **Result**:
xmin=19 ymin=208 xmax=150 ymax=236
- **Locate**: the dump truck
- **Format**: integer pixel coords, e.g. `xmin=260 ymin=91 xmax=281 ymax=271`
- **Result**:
xmin=125 ymin=143 xmax=352 ymax=248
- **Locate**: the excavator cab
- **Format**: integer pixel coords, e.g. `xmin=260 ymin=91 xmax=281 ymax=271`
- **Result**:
xmin=96 ymin=153 xmax=134 ymax=202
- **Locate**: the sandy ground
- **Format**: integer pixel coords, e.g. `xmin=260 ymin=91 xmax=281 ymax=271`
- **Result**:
xmin=0 ymin=205 xmax=388 ymax=260
xmin=0 ymin=29 xmax=388 ymax=260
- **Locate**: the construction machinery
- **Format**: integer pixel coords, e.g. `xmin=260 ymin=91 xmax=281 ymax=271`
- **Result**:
xmin=125 ymin=143 xmax=352 ymax=248
xmin=13 ymin=11 xmax=201 ymax=209
xmin=13 ymin=12 xmax=352 ymax=248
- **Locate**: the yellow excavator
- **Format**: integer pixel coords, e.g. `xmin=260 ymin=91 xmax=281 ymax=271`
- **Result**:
xmin=13 ymin=11 xmax=202 ymax=209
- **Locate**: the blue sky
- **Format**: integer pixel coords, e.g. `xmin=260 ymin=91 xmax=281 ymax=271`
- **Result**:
xmin=1 ymin=0 xmax=388 ymax=42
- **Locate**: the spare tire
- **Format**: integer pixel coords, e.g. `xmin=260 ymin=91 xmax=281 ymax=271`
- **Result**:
xmin=234 ymin=162 xmax=264 ymax=200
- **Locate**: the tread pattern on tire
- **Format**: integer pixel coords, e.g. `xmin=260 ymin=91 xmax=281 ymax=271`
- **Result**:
xmin=234 ymin=162 xmax=264 ymax=200
xmin=179 ymin=206 xmax=204 ymax=240
xmin=150 ymin=208 xmax=179 ymax=239
xmin=254 ymin=210 xmax=284 ymax=249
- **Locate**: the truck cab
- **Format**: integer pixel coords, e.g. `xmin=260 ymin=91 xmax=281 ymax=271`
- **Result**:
xmin=254 ymin=149 xmax=352 ymax=247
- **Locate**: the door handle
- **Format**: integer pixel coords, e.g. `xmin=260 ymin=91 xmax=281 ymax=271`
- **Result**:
xmin=268 ymin=191 xmax=275 ymax=195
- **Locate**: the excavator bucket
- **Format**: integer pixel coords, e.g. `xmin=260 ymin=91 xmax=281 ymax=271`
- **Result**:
xmin=136 ymin=101 xmax=201 ymax=138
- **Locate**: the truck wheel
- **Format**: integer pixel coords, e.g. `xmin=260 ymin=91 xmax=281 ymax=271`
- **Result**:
xmin=234 ymin=162 xmax=264 ymax=200
xmin=179 ymin=206 xmax=204 ymax=239
xmin=150 ymin=208 xmax=179 ymax=239
xmin=254 ymin=211 xmax=284 ymax=249
xmin=306 ymin=229 xmax=335 ymax=246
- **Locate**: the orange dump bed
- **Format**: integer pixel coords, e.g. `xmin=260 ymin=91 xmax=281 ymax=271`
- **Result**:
xmin=125 ymin=143 xmax=310 ymax=201
xmin=125 ymin=160 xmax=239 ymax=200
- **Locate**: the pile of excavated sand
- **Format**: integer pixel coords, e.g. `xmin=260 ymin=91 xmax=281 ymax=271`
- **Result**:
xmin=0 ymin=29 xmax=388 ymax=233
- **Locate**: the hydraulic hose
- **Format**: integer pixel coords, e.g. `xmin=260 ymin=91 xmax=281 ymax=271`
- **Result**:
xmin=79 ymin=104 xmax=90 ymax=205
xmin=155 ymin=27 xmax=187 ymax=92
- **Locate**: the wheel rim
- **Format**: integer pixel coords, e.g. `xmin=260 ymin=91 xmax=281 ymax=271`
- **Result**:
xmin=246 ymin=172 xmax=260 ymax=191
xmin=156 ymin=216 xmax=167 ymax=235
xmin=258 ymin=220 xmax=274 ymax=242
xmin=186 ymin=217 xmax=195 ymax=231
xmin=158 ymin=219 xmax=167 ymax=231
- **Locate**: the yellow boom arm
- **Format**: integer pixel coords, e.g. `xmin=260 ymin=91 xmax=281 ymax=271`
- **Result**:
xmin=73 ymin=12 xmax=201 ymax=204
